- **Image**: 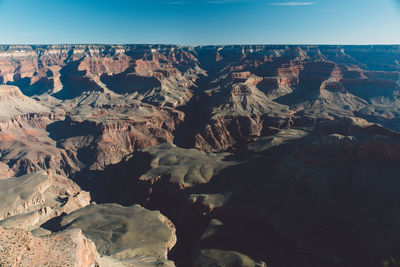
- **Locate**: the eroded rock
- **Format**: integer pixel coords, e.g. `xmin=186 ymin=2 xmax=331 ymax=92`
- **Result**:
xmin=0 ymin=171 xmax=90 ymax=230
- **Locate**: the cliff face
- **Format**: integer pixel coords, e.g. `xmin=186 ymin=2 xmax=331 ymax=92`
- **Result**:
xmin=0 ymin=45 xmax=400 ymax=266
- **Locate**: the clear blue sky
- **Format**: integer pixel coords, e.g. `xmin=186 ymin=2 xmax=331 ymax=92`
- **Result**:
xmin=0 ymin=0 xmax=399 ymax=45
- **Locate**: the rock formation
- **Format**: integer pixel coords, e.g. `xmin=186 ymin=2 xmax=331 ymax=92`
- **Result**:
xmin=0 ymin=45 xmax=400 ymax=266
xmin=0 ymin=85 xmax=78 ymax=177
xmin=48 ymin=92 xmax=184 ymax=171
xmin=57 ymin=203 xmax=177 ymax=267
xmin=0 ymin=171 xmax=90 ymax=230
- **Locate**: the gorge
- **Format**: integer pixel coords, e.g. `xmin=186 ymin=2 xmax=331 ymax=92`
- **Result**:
xmin=0 ymin=44 xmax=400 ymax=267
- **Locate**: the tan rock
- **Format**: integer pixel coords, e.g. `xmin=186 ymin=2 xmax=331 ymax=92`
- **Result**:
xmin=59 ymin=203 xmax=176 ymax=267
xmin=139 ymin=143 xmax=235 ymax=188
xmin=0 ymin=171 xmax=90 ymax=230
xmin=0 ymin=227 xmax=99 ymax=267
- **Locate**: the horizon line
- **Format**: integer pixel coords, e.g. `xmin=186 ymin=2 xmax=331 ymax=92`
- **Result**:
xmin=0 ymin=43 xmax=400 ymax=47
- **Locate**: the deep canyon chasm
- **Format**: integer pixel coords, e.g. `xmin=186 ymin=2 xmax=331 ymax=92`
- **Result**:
xmin=0 ymin=44 xmax=400 ymax=266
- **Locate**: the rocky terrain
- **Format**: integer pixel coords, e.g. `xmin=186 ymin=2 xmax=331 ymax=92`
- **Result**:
xmin=0 ymin=227 xmax=99 ymax=267
xmin=0 ymin=44 xmax=400 ymax=266
xmin=56 ymin=203 xmax=177 ymax=267
xmin=0 ymin=171 xmax=90 ymax=230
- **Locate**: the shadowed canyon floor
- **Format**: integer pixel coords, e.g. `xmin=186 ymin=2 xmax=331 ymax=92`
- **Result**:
xmin=0 ymin=45 xmax=400 ymax=266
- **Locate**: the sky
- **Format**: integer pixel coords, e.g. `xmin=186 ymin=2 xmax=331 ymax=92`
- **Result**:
xmin=0 ymin=0 xmax=399 ymax=45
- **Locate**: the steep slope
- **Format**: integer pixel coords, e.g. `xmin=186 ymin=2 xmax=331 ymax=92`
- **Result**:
xmin=0 ymin=85 xmax=77 ymax=177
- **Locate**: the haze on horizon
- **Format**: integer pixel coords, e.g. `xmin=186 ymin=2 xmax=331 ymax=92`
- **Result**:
xmin=0 ymin=0 xmax=399 ymax=45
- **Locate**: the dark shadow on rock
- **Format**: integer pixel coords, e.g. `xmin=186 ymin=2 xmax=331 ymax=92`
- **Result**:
xmin=7 ymin=74 xmax=31 ymax=93
xmin=173 ymin=90 xmax=212 ymax=148
xmin=6 ymin=72 xmax=55 ymax=96
xmin=40 ymin=212 xmax=68 ymax=232
xmin=72 ymin=151 xmax=154 ymax=206
xmin=276 ymin=62 xmax=335 ymax=105
xmin=23 ymin=76 xmax=54 ymax=96
xmin=100 ymin=67 xmax=161 ymax=95
xmin=46 ymin=118 xmax=102 ymax=142
xmin=52 ymin=60 xmax=103 ymax=100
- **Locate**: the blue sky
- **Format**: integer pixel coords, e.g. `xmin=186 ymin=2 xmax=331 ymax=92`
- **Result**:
xmin=0 ymin=0 xmax=399 ymax=44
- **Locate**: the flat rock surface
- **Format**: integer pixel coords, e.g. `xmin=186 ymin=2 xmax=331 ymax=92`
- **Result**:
xmin=140 ymin=143 xmax=236 ymax=188
xmin=58 ymin=203 xmax=177 ymax=267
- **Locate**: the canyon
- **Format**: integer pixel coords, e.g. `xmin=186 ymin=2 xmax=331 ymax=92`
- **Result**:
xmin=0 ymin=44 xmax=400 ymax=266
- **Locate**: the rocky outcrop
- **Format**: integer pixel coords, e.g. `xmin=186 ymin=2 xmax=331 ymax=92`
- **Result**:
xmin=0 ymin=84 xmax=186 ymax=176
xmin=194 ymin=114 xmax=292 ymax=152
xmin=0 ymin=85 xmax=50 ymax=119
xmin=0 ymin=171 xmax=90 ymax=230
xmin=184 ymin=46 xmax=400 ymax=151
xmin=48 ymin=92 xmax=185 ymax=170
xmin=57 ymin=203 xmax=177 ymax=267
xmin=0 ymin=227 xmax=99 ymax=267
